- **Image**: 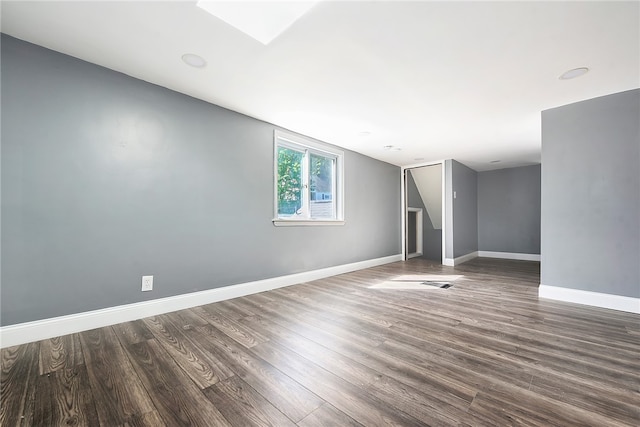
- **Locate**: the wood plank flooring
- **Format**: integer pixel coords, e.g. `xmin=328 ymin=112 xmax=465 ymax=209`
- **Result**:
xmin=2 ymin=258 xmax=639 ymax=426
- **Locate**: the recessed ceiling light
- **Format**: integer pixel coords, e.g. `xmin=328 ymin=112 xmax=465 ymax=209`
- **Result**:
xmin=559 ymin=67 xmax=589 ymax=80
xmin=182 ymin=53 xmax=207 ymax=68
xmin=490 ymin=160 xmax=501 ymax=163
xmin=414 ymin=157 xmax=425 ymax=161
xmin=358 ymin=131 xmax=371 ymax=137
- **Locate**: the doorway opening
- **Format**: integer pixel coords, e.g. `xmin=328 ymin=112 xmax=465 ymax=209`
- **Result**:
xmin=403 ymin=162 xmax=445 ymax=263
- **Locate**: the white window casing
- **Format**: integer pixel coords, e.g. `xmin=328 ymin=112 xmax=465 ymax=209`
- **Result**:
xmin=273 ymin=130 xmax=345 ymax=226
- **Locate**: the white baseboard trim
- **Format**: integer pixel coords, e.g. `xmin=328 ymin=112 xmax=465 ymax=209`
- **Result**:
xmin=443 ymin=251 xmax=478 ymax=266
xmin=539 ymin=285 xmax=640 ymax=314
xmin=444 ymin=251 xmax=540 ymax=266
xmin=478 ymin=251 xmax=541 ymax=262
xmin=0 ymin=254 xmax=402 ymax=348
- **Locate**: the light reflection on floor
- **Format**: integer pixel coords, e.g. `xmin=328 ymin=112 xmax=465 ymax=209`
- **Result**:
xmin=369 ymin=275 xmax=464 ymax=290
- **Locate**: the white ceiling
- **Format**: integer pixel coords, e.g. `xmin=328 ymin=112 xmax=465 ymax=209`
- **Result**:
xmin=2 ymin=1 xmax=638 ymax=171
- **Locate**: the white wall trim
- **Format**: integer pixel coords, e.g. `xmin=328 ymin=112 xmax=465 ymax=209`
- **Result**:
xmin=272 ymin=219 xmax=346 ymax=227
xmin=0 ymin=254 xmax=402 ymax=348
xmin=441 ymin=162 xmax=446 ymax=267
xmin=539 ymin=285 xmax=640 ymax=314
xmin=443 ymin=251 xmax=478 ymax=266
xmin=478 ymin=251 xmax=541 ymax=261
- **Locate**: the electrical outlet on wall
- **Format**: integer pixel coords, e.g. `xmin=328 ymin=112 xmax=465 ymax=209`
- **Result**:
xmin=142 ymin=275 xmax=153 ymax=292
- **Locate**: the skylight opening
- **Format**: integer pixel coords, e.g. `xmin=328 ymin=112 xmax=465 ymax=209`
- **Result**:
xmin=196 ymin=1 xmax=320 ymax=45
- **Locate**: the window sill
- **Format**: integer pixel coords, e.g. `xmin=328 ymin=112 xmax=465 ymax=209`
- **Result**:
xmin=273 ymin=219 xmax=346 ymax=227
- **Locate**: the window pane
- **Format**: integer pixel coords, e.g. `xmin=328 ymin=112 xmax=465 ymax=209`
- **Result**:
xmin=309 ymin=153 xmax=335 ymax=219
xmin=277 ymin=146 xmax=304 ymax=217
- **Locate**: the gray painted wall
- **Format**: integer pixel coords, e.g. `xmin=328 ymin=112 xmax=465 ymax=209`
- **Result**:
xmin=0 ymin=35 xmax=401 ymax=325
xmin=541 ymin=89 xmax=640 ymax=298
xmin=451 ymin=160 xmax=478 ymax=258
xmin=406 ymin=170 xmax=441 ymax=261
xmin=478 ymin=165 xmax=541 ymax=254
xmin=407 ymin=211 xmax=417 ymax=254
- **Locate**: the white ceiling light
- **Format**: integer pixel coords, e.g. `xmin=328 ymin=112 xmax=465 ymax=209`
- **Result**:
xmin=196 ymin=1 xmax=319 ymax=45
xmin=182 ymin=53 xmax=207 ymax=68
xmin=559 ymin=67 xmax=589 ymax=80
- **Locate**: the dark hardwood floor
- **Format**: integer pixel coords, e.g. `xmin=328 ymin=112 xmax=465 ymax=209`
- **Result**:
xmin=2 ymin=258 xmax=639 ymax=426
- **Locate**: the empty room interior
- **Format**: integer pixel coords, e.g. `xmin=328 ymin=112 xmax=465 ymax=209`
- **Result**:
xmin=1 ymin=1 xmax=639 ymax=426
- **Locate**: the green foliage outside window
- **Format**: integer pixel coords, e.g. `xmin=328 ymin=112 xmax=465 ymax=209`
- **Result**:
xmin=277 ymin=142 xmax=336 ymax=218
xmin=277 ymin=147 xmax=303 ymax=215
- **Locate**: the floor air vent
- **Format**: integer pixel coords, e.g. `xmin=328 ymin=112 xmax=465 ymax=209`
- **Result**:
xmin=420 ymin=281 xmax=452 ymax=289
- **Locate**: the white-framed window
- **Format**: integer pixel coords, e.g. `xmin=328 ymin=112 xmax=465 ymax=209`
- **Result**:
xmin=273 ymin=130 xmax=344 ymax=226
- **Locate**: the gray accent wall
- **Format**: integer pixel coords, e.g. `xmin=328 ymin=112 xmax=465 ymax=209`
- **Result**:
xmin=448 ymin=162 xmax=541 ymax=261
xmin=478 ymin=165 xmax=541 ymax=254
xmin=451 ymin=160 xmax=478 ymax=258
xmin=0 ymin=35 xmax=402 ymax=325
xmin=541 ymin=89 xmax=640 ymax=298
